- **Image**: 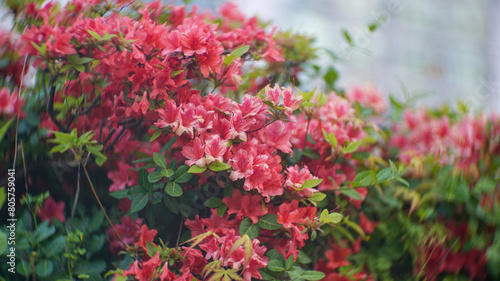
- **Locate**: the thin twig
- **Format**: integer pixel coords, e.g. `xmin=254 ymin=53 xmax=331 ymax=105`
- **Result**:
xmin=81 ymin=160 xmax=126 ymax=248
xmin=175 ymin=217 xmax=184 ymax=249
xmin=75 ymin=94 xmax=101 ymax=116
xmin=247 ymin=118 xmax=279 ymax=134
xmin=71 ymin=163 xmax=81 ymax=218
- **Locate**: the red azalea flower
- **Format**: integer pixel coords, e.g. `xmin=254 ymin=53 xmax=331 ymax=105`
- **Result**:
xmin=137 ymin=224 xmax=158 ymax=251
xmin=36 ymin=197 xmax=66 ymax=224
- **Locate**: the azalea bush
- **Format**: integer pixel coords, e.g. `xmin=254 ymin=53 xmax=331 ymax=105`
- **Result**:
xmin=0 ymin=1 xmax=499 ymax=281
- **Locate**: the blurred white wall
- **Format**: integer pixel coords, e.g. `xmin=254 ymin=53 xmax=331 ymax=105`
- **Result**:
xmin=195 ymin=0 xmax=500 ymax=112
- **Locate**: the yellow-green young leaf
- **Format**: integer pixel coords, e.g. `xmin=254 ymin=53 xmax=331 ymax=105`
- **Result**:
xmin=296 ymin=87 xmax=315 ymax=102
xmin=300 ymin=101 xmax=316 ymax=107
xmin=302 ymin=179 xmax=323 ymax=189
xmin=95 ymin=155 xmax=106 ymax=166
xmin=322 ymin=129 xmax=338 ymax=148
xmin=208 ymin=161 xmax=231 ymax=172
xmin=0 ymin=118 xmax=14 ymax=143
xmin=227 ymin=234 xmax=253 ymax=266
xmin=87 ymin=30 xmax=102 ymax=40
xmin=202 ymin=260 xmax=221 ymax=278
xmin=327 ymin=132 xmax=338 ymax=148
xmin=316 ymin=91 xmax=328 ymax=107
xmin=188 ymin=165 xmax=207 ymax=174
xmin=171 ymin=70 xmax=184 ymax=77
xmin=224 ymin=45 xmax=250 ymax=66
xmin=307 ymin=192 xmax=326 ymax=206
xmin=326 ymin=212 xmax=343 ymax=224
xmin=0 ymin=187 xmax=5 ymax=212
xmin=183 ymin=231 xmax=219 ymax=256
xmin=319 ymin=209 xmax=328 ymax=222
xmin=150 ymin=130 xmax=162 ymax=142
xmin=342 ymin=140 xmax=362 ymax=154
xmin=31 ymin=42 xmax=47 ymax=56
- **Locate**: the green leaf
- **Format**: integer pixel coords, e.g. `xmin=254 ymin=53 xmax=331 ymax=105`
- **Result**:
xmin=160 ymin=136 xmax=178 ymax=154
xmin=344 ymin=219 xmax=365 ymax=237
xmin=138 ymin=168 xmax=149 ymax=189
xmin=35 ymin=259 xmax=53 ymax=278
xmin=153 ymin=152 xmax=168 ymax=170
xmin=0 ymin=118 xmax=14 ymax=143
xmin=217 ymin=204 xmax=228 ymax=217
xmin=455 ymin=181 xmax=469 ymax=203
xmin=162 ymin=169 xmax=174 ymax=177
xmin=224 ymin=45 xmax=250 ymax=66
xmin=342 ymin=29 xmax=352 ymax=44
xmin=258 ymin=214 xmax=282 ymax=230
xmin=74 ymin=64 xmax=85 ymax=72
xmin=301 ymin=179 xmax=323 ymax=189
xmin=188 ymin=165 xmax=207 ymax=174
xmin=376 ymin=168 xmax=392 ymax=182
xmin=0 ymin=187 xmax=5 ymax=211
xmin=34 ymin=222 xmax=56 ymax=242
xmin=395 ymin=177 xmax=409 ymax=187
xmin=148 ymin=170 xmax=164 ymax=183
xmin=171 ymin=70 xmax=183 ymax=77
xmin=285 ymin=256 xmax=294 ymax=270
xmin=88 ymin=211 xmax=104 ymax=233
xmin=45 ymin=236 xmax=66 ymax=257
xmin=352 ymin=170 xmax=375 ymax=187
xmin=239 ymin=218 xmax=260 ymax=239
xmin=340 ymin=188 xmax=362 ymax=200
xmin=0 ymin=231 xmax=6 ymax=255
xmin=150 ymin=130 xmax=162 ymax=142
xmin=31 ymin=42 xmax=47 ymax=56
xmin=87 ymin=30 xmax=102 ymax=40
xmin=300 ymin=101 xmax=316 ymax=107
xmin=130 ymin=193 xmax=149 ymax=213
xmin=208 ymin=161 xmax=231 ymax=172
xmin=18 ymin=259 xmax=31 ymax=277
xmin=74 ymin=260 xmax=106 ymax=277
xmin=267 ymin=259 xmax=285 ymax=272
xmin=325 ymin=212 xmax=343 ymax=224
xmin=163 ymin=196 xmax=179 ymax=214
xmin=326 ymin=132 xmax=338 ymax=148
xmin=165 ymin=182 xmax=183 ymax=197
xmin=307 ymin=192 xmax=326 ymax=206
xmin=323 ymin=66 xmax=338 ymax=87
xmin=342 ymin=140 xmax=362 ymax=154
xmin=109 ymin=189 xmax=128 ymax=199
xmin=204 ymin=197 xmax=223 ymax=208
xmin=174 ymin=165 xmax=192 ymax=183
xmin=302 ymin=270 xmax=326 ymax=281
